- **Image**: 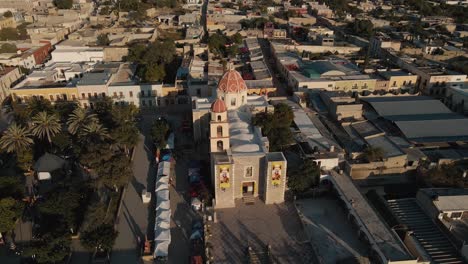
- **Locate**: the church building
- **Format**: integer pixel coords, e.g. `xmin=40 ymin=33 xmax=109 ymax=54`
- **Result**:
xmin=192 ymin=68 xmax=288 ymax=208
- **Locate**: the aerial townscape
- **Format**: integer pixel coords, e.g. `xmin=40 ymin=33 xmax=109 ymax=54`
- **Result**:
xmin=0 ymin=0 xmax=468 ymax=264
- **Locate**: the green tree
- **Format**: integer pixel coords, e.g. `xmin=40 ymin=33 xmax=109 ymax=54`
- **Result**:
xmin=3 ymin=11 xmax=12 ymax=18
xmin=38 ymin=189 xmax=82 ymax=231
xmin=67 ymin=108 xmax=98 ymax=135
xmin=0 ymin=176 xmax=23 ymax=199
xmin=81 ymin=224 xmax=118 ymax=251
xmin=287 ymin=159 xmax=320 ymax=194
xmin=428 ymin=164 xmax=467 ymax=188
xmin=0 ymin=123 xmax=34 ymax=153
xmin=96 ymin=33 xmax=110 ymax=46
xmin=151 ymin=119 xmax=170 ymax=149
xmin=79 ymin=121 xmax=110 ymax=144
xmin=126 ymin=43 xmax=147 ymax=64
xmin=16 ymin=149 xmax=33 ymax=172
xmin=53 ymin=0 xmax=73 ymax=9
xmin=110 ymin=104 xmax=139 ymax=152
xmin=0 ymin=43 xmax=16 ymax=53
xmin=27 ymin=97 xmax=54 ymax=116
xmin=230 ymin=33 xmax=243 ymax=45
xmin=0 ymin=197 xmax=23 ymax=233
xmin=208 ymin=34 xmax=227 ymax=55
xmin=144 ymin=64 xmax=166 ymax=82
xmin=24 ymin=235 xmax=71 ymax=264
xmin=31 ymin=111 xmax=62 ymax=143
xmin=95 ymin=152 xmax=132 ymax=190
xmin=0 ymin=28 xmax=18 ymax=41
xmin=252 ymin=103 xmax=294 ymax=151
xmin=363 ymin=146 xmax=385 ymax=162
xmin=99 ymin=6 xmax=111 ymax=15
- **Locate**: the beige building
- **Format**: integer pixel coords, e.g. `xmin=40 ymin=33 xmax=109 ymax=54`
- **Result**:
xmin=0 ymin=16 xmax=15 ymax=29
xmin=320 ymin=91 xmax=363 ymax=121
xmin=0 ymin=66 xmax=22 ymax=103
xmin=378 ymin=71 xmax=418 ymax=91
xmin=192 ymin=69 xmax=286 ymax=208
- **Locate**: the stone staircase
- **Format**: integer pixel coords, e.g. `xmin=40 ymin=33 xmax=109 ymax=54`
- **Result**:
xmin=247 ymin=245 xmax=272 ymax=264
xmin=242 ymin=196 xmax=256 ymax=205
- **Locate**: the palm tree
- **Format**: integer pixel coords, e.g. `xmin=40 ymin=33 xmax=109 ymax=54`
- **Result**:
xmin=31 ymin=111 xmax=62 ymax=143
xmin=67 ymin=108 xmax=97 ymax=135
xmin=79 ymin=121 xmax=110 ymax=144
xmin=0 ymin=123 xmax=34 ymax=153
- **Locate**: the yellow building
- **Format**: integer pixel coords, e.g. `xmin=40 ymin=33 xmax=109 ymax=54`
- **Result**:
xmin=379 ymin=71 xmax=418 ymax=91
xmin=0 ymin=16 xmax=16 ymax=29
xmin=12 ymin=86 xmax=79 ymax=103
xmin=334 ymin=77 xmax=378 ymax=92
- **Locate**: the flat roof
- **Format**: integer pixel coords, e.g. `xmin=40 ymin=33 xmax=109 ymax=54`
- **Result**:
xmin=395 ymin=119 xmax=468 ymax=142
xmin=361 ymin=96 xmax=452 ymax=118
xmin=366 ymin=135 xmax=405 ymax=158
xmin=77 ymin=72 xmax=112 ymax=86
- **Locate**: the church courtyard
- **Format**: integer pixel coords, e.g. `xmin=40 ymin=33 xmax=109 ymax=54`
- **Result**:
xmin=208 ymin=199 xmax=318 ymax=263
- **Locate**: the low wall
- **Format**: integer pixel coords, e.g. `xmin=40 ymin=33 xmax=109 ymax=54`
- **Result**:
xmin=285 ymin=45 xmax=361 ymax=55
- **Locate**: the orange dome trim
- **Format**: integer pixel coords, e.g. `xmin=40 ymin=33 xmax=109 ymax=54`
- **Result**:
xmin=211 ymin=98 xmax=227 ymax=113
xmin=217 ymin=69 xmax=248 ymax=93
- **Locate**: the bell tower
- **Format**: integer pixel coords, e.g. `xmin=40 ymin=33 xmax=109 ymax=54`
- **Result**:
xmin=210 ymin=99 xmax=229 ymax=153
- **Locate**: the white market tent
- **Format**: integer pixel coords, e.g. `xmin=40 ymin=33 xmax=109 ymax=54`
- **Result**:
xmin=156 ymin=208 xmax=171 ymax=220
xmin=156 ymin=189 xmax=170 ymax=202
xmin=154 ymin=240 xmax=170 ymax=258
xmin=156 ymin=198 xmax=170 ymax=210
xmin=154 ymin=159 xmax=172 ymax=258
xmin=157 ymin=162 xmax=171 ymax=177
xmin=154 ymin=227 xmax=171 ymax=242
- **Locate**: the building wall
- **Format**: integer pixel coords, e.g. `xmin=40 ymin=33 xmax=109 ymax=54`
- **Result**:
xmin=103 ymin=47 xmax=129 ymax=62
xmin=52 ymin=49 xmax=104 ymax=63
xmin=0 ymin=0 xmax=33 ymax=12
xmin=32 ymin=43 xmax=52 ymax=65
xmin=0 ymin=16 xmax=15 ymax=29
xmin=387 ymin=75 xmax=419 ymax=90
xmin=11 ymin=87 xmax=79 ymax=103
xmin=264 ymin=156 xmax=287 ymax=204
xmin=213 ymin=160 xmax=236 ymax=208
xmin=0 ymin=67 xmax=21 ymax=102
xmin=334 ymin=78 xmax=377 ymax=92
xmin=77 ymin=84 xmax=108 ymax=107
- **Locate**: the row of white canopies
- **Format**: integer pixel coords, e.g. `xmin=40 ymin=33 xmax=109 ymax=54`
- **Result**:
xmin=153 ymin=161 xmax=171 ymax=259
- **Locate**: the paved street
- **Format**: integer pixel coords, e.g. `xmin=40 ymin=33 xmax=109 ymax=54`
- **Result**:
xmin=111 ymin=114 xmax=155 ymax=264
xmin=111 ymin=106 xmax=194 ymax=264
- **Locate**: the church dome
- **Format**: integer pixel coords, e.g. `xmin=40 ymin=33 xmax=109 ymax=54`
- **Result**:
xmin=217 ymin=69 xmax=248 ymax=94
xmin=211 ymin=98 xmax=227 ymax=113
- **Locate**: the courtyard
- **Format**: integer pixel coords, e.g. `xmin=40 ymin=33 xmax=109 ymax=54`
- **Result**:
xmin=296 ymin=196 xmax=369 ymax=263
xmin=209 ymin=199 xmax=317 ymax=264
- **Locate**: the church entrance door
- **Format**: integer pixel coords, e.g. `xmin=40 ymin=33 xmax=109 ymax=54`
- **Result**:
xmin=242 ymin=181 xmax=255 ymax=196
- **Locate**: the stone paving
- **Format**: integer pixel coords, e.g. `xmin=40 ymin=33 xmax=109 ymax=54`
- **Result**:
xmin=209 ymin=199 xmax=317 ymax=264
xmin=296 ymin=197 xmax=369 ymax=264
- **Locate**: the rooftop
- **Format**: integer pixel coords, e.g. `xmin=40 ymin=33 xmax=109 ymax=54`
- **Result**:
xmin=77 ymin=71 xmax=112 ymax=86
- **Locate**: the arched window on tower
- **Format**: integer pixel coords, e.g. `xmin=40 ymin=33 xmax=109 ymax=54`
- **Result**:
xmin=242 ymin=96 xmax=245 ymax=103
xmin=217 ymin=140 xmax=223 ymax=151
xmin=231 ymin=98 xmax=236 ymax=106
xmin=217 ymin=126 xmax=223 ymax=137
xmin=217 ymin=115 xmax=221 ymax=121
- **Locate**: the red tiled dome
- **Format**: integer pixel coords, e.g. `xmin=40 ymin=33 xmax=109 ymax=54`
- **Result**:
xmin=217 ymin=69 xmax=247 ymax=93
xmin=211 ymin=98 xmax=227 ymax=113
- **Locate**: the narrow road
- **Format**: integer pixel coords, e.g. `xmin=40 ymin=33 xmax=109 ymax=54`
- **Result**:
xmin=111 ymin=115 xmax=155 ymax=264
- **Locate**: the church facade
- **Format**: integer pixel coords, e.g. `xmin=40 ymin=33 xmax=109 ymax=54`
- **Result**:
xmin=192 ymin=69 xmax=287 ymax=208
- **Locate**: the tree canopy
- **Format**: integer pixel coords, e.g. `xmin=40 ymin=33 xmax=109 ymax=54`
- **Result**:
xmin=53 ymin=0 xmax=73 ymax=9
xmin=0 ymin=28 xmax=18 ymax=41
xmin=80 ymin=224 xmax=118 ymax=251
xmin=151 ymin=118 xmax=170 ymax=150
xmin=287 ymin=159 xmax=320 ymax=194
xmin=96 ymin=34 xmax=110 ymax=46
xmin=0 ymin=43 xmax=16 ymax=53
xmin=252 ymin=103 xmax=295 ymax=151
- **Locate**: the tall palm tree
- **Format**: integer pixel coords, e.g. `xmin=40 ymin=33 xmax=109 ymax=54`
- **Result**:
xmin=67 ymin=108 xmax=97 ymax=135
xmin=79 ymin=120 xmax=110 ymax=144
xmin=0 ymin=123 xmax=34 ymax=153
xmin=31 ymin=111 xmax=62 ymax=143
